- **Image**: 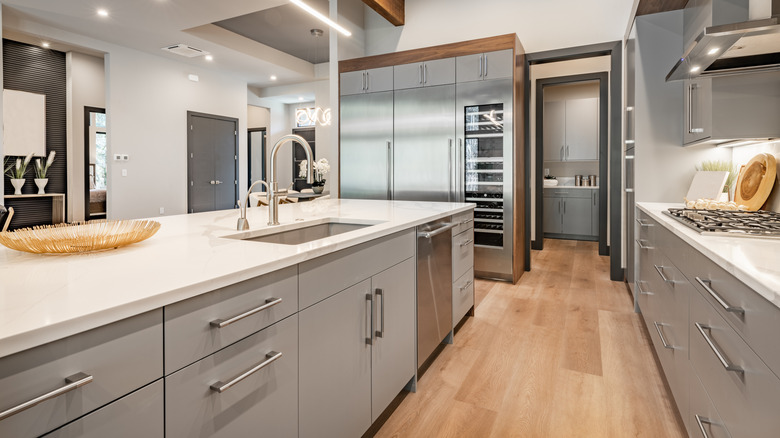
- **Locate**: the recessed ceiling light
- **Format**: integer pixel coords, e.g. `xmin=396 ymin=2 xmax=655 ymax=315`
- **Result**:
xmin=708 ymin=48 xmax=720 ymax=55
xmin=270 ymin=75 xmax=277 ymax=81
xmin=690 ymin=66 xmax=700 ymax=73
xmin=298 ymin=97 xmax=304 ymax=101
xmin=97 ymin=9 xmax=109 ymax=17
xmin=42 ymin=42 xmax=50 ymax=48
xmin=204 ymin=55 xmax=213 ymax=61
xmin=290 ymin=0 xmax=351 ymax=37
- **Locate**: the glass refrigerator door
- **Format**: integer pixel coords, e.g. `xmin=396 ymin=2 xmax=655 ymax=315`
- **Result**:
xmin=464 ymin=103 xmax=504 ymax=248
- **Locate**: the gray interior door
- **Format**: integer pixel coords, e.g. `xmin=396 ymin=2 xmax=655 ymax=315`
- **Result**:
xmin=393 ymin=85 xmax=455 ymax=202
xmin=188 ymin=112 xmax=238 ymax=213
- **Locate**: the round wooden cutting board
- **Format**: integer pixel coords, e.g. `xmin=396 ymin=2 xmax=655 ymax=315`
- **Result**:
xmin=734 ymin=153 xmax=777 ymax=211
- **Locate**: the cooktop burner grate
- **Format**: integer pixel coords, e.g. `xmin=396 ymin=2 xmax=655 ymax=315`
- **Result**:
xmin=664 ymin=208 xmax=780 ymax=238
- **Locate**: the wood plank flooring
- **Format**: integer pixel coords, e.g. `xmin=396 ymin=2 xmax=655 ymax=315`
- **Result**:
xmin=376 ymin=239 xmax=687 ymax=438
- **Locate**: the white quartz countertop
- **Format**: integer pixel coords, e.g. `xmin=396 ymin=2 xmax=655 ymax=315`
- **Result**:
xmin=0 ymin=199 xmax=472 ymax=357
xmin=637 ymin=202 xmax=780 ymax=308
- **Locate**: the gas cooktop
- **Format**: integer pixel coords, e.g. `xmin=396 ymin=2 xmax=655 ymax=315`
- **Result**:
xmin=664 ymin=208 xmax=780 ymax=239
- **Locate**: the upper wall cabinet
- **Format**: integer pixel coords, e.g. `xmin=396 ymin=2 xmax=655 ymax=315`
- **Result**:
xmin=543 ymin=98 xmax=599 ymax=161
xmin=393 ymin=58 xmax=455 ymax=90
xmin=456 ymin=49 xmax=513 ymax=83
xmin=340 ymin=67 xmax=394 ymax=96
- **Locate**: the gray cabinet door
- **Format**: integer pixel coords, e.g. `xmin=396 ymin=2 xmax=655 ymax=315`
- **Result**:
xmin=543 ymin=100 xmax=566 ymax=161
xmin=341 ymin=70 xmax=366 ymax=96
xmin=565 ymin=98 xmax=599 ymax=161
xmin=370 ymin=258 xmax=416 ymax=422
xmin=561 ymin=197 xmax=592 ymax=236
xmin=423 ymin=57 xmax=456 ymax=87
xmin=43 ymin=380 xmax=164 ymax=438
xmin=683 ymin=78 xmax=712 ymax=144
xmin=482 ymin=49 xmax=514 ymax=80
xmin=456 ymin=53 xmax=483 ymax=83
xmin=366 ymin=66 xmax=394 ymax=93
xmin=299 ymin=280 xmax=372 ymax=438
xmin=394 ymin=62 xmax=424 ymax=90
xmin=165 ymin=315 xmax=298 ymax=438
xmin=393 ymin=85 xmax=456 ymax=202
xmin=340 ymin=91 xmax=394 ymax=200
xmin=542 ymin=195 xmax=562 ymax=234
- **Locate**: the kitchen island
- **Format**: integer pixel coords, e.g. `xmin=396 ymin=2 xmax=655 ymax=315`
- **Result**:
xmin=0 ymin=199 xmax=474 ymax=438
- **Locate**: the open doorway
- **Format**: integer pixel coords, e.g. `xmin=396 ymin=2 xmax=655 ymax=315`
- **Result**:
xmin=248 ymin=127 xmax=266 ymax=188
xmin=84 ymin=106 xmax=107 ymax=220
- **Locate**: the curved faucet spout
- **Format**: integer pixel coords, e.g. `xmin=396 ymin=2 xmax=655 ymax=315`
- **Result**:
xmin=238 ymin=179 xmax=270 ymax=230
xmin=266 ymin=134 xmax=315 ymax=226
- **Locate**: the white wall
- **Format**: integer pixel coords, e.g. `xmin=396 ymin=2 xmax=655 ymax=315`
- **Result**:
xmin=529 ymin=56 xmax=611 ymax=243
xmin=106 ymin=46 xmax=248 ymax=219
xmin=364 ymin=0 xmax=632 ymax=55
xmin=634 ymin=12 xmax=730 ymax=204
xmin=248 ymin=105 xmax=270 ymax=128
xmin=67 ymin=51 xmax=105 ymax=222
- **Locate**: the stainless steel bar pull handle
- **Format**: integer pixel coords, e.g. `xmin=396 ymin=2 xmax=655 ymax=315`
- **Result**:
xmin=460 ymin=238 xmax=474 ymax=247
xmin=387 ymin=141 xmax=392 ymax=200
xmin=366 ymin=293 xmax=374 ymax=345
xmin=458 ymin=139 xmax=464 ymax=201
xmin=687 ymin=83 xmax=693 ymax=134
xmin=654 ymin=264 xmax=674 ymax=284
xmin=653 ymin=322 xmax=674 ymax=349
xmin=366 ymin=71 xmax=370 ymax=90
xmin=419 ymin=64 xmax=423 ymax=84
xmin=636 ymin=281 xmax=653 ymax=295
xmin=636 ymin=239 xmax=654 ymax=250
xmin=635 ymin=218 xmax=653 ymax=227
xmin=560 ymin=145 xmax=564 ymax=161
xmin=690 ymin=84 xmax=704 ymax=133
xmin=0 ymin=372 xmax=93 ymax=421
xmin=423 ymin=64 xmax=428 ymax=84
xmin=448 ymin=139 xmax=453 ymax=202
xmin=695 ymin=323 xmax=744 ymax=374
xmin=362 ymin=71 xmax=366 ymax=91
xmin=210 ymin=297 xmax=283 ymax=328
xmin=460 ymin=218 xmax=473 ymax=225
xmin=478 ymin=54 xmax=483 ymax=78
xmin=210 ymin=351 xmax=283 ymax=393
xmin=375 ymin=288 xmax=385 ymax=338
xmin=695 ymin=277 xmax=745 ymax=315
xmin=695 ymin=415 xmax=721 ymax=438
xmin=483 ymin=54 xmax=488 ymax=77
xmin=417 ymin=223 xmax=456 ymax=239
xmin=459 ymin=279 xmax=474 ymax=291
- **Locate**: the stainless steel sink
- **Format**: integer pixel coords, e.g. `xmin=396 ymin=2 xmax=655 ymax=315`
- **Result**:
xmin=224 ymin=219 xmax=380 ymax=245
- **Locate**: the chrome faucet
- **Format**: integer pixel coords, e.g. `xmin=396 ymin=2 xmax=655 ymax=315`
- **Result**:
xmin=237 ymin=179 xmax=270 ymax=230
xmin=267 ymin=134 xmax=314 ymax=225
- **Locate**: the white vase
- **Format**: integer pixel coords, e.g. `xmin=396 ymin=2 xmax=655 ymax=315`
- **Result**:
xmin=34 ymin=178 xmax=48 ymax=194
xmin=10 ymin=178 xmax=24 ymax=195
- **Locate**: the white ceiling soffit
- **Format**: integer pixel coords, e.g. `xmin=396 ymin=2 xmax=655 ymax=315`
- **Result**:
xmin=0 ymin=0 xmax=328 ymax=87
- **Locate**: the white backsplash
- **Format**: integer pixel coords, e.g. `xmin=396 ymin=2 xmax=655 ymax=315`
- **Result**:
xmin=731 ymin=140 xmax=780 ymax=212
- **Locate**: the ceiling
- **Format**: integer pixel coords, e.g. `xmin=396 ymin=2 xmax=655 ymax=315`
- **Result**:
xmin=214 ymin=1 xmax=331 ymax=64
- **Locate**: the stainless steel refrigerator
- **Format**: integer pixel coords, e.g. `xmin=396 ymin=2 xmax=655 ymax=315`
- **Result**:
xmin=340 ymin=77 xmax=515 ymax=280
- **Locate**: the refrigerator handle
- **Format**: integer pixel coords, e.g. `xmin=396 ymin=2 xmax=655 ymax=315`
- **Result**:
xmin=458 ymin=138 xmax=464 ymax=202
xmin=448 ymin=139 xmax=453 ymax=202
xmin=387 ymin=141 xmax=393 ymax=200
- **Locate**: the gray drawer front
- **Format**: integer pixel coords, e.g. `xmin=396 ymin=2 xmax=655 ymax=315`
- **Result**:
xmin=453 ymin=268 xmax=475 ymax=327
xmin=299 ymin=229 xmax=415 ymax=309
xmin=686 ymin=250 xmax=780 ymax=380
xmin=451 ymin=210 xmax=474 ymax=235
xmin=166 ymin=315 xmax=298 ymax=438
xmin=164 ymin=266 xmax=298 ymax=374
xmin=0 ymin=310 xmax=162 ymax=438
xmin=690 ymin=289 xmax=780 ymax=438
xmin=43 ymin=380 xmax=164 ymax=438
xmin=689 ymin=365 xmax=732 ymax=438
xmin=452 ymin=227 xmax=474 ymax=281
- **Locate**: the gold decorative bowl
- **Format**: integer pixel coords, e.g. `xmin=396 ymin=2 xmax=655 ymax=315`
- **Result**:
xmin=0 ymin=219 xmax=161 ymax=254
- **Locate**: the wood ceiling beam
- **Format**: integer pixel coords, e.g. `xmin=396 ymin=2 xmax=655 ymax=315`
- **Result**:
xmin=636 ymin=0 xmax=688 ymax=16
xmin=362 ymin=0 xmax=404 ymax=26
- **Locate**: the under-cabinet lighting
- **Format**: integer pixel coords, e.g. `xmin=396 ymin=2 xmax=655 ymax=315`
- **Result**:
xmin=690 ymin=66 xmax=701 ymax=73
xmin=716 ymin=139 xmax=772 ymax=148
xmin=708 ymin=48 xmax=720 ymax=55
xmin=42 ymin=42 xmax=50 ymax=48
xmin=290 ymin=0 xmax=352 ymax=36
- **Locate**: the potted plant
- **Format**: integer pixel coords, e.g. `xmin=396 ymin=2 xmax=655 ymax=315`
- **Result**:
xmin=4 ymin=153 xmax=34 ymax=195
xmin=299 ymin=158 xmax=331 ymax=194
xmin=33 ymin=151 xmax=56 ymax=194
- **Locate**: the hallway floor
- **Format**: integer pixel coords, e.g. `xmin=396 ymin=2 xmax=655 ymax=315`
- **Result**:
xmin=375 ymin=239 xmax=687 ymax=438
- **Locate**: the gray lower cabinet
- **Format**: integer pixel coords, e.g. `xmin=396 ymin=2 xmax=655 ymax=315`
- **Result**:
xmin=0 ymin=310 xmax=163 ymax=438
xmin=300 ymin=257 xmax=416 ymax=438
xmin=543 ymin=189 xmax=597 ymax=239
xmin=42 ymin=380 xmax=164 ymax=438
xmin=165 ymin=314 xmax=299 ymax=438
xmin=452 ymin=215 xmax=475 ymax=329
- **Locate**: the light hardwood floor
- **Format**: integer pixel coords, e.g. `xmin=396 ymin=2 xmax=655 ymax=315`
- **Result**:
xmin=376 ymin=239 xmax=687 ymax=438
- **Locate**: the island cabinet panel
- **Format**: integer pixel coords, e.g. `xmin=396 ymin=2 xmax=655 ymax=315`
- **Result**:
xmin=299 ymin=280 xmax=373 ymax=438
xmin=452 ymin=227 xmax=474 ymax=282
xmin=165 ymin=315 xmax=298 ymax=438
xmin=370 ymin=258 xmax=416 ymax=423
xmin=163 ymin=265 xmax=298 ymax=374
xmin=299 ymin=229 xmax=415 ymax=309
xmin=0 ymin=310 xmax=162 ymax=438
xmin=453 ymin=268 xmax=475 ymax=326
xmin=42 ymin=380 xmax=164 ymax=438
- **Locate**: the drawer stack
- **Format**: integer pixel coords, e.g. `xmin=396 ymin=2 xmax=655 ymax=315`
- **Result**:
xmin=452 ymin=210 xmax=475 ymax=328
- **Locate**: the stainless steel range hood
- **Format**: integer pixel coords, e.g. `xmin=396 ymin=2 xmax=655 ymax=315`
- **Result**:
xmin=666 ymin=1 xmax=780 ymax=81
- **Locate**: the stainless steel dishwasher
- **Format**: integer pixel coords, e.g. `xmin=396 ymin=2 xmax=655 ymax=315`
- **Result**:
xmin=417 ymin=217 xmax=455 ymax=370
